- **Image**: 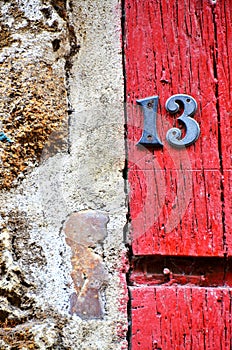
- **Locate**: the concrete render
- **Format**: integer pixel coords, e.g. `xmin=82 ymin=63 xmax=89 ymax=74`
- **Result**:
xmin=0 ymin=1 xmax=128 ymax=349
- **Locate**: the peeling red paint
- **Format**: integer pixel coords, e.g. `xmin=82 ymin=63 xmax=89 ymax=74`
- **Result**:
xmin=124 ymin=0 xmax=232 ymax=348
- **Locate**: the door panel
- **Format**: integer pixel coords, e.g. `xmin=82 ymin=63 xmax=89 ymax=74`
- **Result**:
xmin=124 ymin=0 xmax=232 ymax=348
xmin=129 ymin=169 xmax=224 ymax=256
xmin=130 ymin=286 xmax=232 ymax=350
xmin=224 ymin=171 xmax=232 ymax=255
xmin=125 ymin=0 xmax=232 ymax=256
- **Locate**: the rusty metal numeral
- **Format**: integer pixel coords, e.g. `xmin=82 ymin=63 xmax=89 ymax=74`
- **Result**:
xmin=136 ymin=96 xmax=163 ymax=147
xmin=165 ymin=94 xmax=200 ymax=148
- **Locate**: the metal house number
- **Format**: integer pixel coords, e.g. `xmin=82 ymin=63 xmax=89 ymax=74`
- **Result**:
xmin=137 ymin=94 xmax=200 ymax=148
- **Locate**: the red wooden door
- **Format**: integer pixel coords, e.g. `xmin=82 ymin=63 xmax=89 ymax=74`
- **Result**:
xmin=124 ymin=0 xmax=232 ymax=348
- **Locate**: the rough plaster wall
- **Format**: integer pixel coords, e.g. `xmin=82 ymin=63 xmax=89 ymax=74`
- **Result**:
xmin=0 ymin=1 xmax=128 ymax=349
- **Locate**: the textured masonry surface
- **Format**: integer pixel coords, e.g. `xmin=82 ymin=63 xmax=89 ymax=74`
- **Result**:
xmin=0 ymin=1 xmax=127 ymax=349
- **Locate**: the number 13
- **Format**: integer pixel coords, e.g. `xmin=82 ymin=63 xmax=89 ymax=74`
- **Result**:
xmin=137 ymin=94 xmax=200 ymax=148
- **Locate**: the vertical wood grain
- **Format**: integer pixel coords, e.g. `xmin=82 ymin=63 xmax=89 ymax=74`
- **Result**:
xmin=125 ymin=2 xmax=232 ymax=347
xmin=125 ymin=0 xmax=232 ymax=256
xmin=130 ymin=286 xmax=232 ymax=349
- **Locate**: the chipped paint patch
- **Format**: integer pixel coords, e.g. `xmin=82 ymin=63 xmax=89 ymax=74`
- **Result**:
xmin=63 ymin=210 xmax=109 ymax=319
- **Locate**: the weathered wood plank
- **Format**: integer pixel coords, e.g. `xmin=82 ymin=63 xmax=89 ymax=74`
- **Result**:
xmin=130 ymin=286 xmax=232 ymax=350
xmin=129 ymin=169 xmax=224 ymax=256
xmin=125 ymin=0 xmax=232 ymax=348
xmin=214 ymin=2 xmax=232 ymax=171
xmin=129 ymin=256 xmax=232 ymax=287
xmin=224 ymin=170 xmax=232 ymax=255
xmin=125 ymin=0 xmax=232 ymax=256
xmin=125 ymin=0 xmax=220 ymax=169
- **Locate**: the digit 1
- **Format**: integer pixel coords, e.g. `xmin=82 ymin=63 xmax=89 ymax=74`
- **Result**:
xmin=136 ymin=96 xmax=163 ymax=147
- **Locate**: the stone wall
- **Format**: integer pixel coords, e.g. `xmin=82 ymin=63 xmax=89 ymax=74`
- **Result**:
xmin=0 ymin=1 xmax=127 ymax=349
